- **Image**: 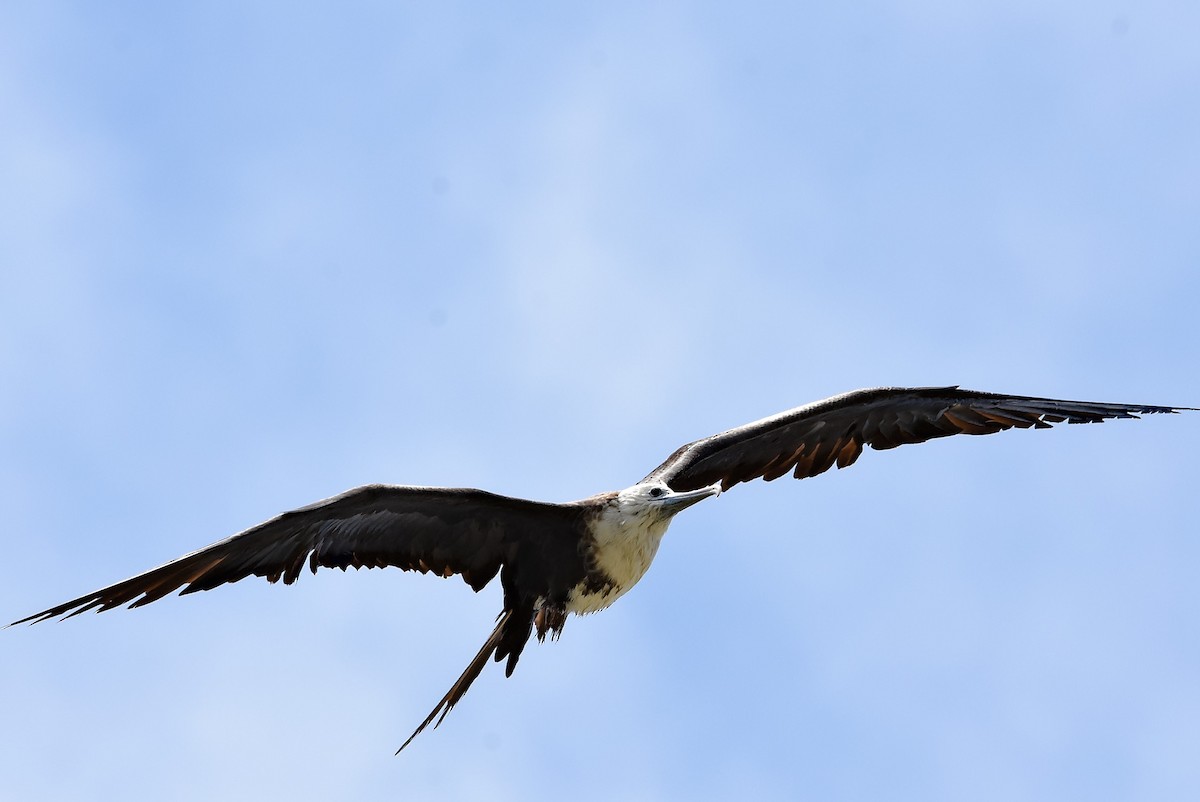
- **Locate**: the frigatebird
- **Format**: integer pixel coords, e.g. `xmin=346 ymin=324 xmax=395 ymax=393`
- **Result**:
xmin=10 ymin=386 xmax=1192 ymax=752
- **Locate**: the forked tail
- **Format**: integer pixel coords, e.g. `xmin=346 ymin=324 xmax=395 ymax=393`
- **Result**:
xmin=396 ymin=609 xmax=515 ymax=754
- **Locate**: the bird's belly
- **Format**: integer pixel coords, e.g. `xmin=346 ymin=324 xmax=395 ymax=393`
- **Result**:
xmin=566 ymin=582 xmax=632 ymax=615
xmin=566 ymin=516 xmax=667 ymax=615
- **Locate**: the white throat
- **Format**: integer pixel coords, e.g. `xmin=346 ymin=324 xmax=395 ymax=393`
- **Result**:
xmin=566 ymin=499 xmax=673 ymax=615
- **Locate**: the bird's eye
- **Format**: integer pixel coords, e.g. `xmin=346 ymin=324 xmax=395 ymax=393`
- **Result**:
xmin=649 ymin=487 xmax=665 ymax=498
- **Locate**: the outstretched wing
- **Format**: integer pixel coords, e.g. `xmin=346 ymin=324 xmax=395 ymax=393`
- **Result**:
xmin=644 ymin=387 xmax=1190 ymax=492
xmin=10 ymin=484 xmax=579 ymax=626
xmin=12 ymin=483 xmax=593 ymax=753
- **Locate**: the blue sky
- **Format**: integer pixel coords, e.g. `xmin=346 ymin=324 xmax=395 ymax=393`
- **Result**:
xmin=2 ymin=3 xmax=1198 ymax=800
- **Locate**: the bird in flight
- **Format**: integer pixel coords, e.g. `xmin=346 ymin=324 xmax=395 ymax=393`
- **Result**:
xmin=10 ymin=387 xmax=1191 ymax=752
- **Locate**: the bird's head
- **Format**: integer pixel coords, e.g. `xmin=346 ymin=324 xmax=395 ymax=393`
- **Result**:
xmin=616 ymin=480 xmax=722 ymax=520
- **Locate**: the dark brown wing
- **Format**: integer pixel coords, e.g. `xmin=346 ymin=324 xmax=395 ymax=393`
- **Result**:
xmin=10 ymin=484 xmax=587 ymax=626
xmin=644 ymin=386 xmax=1190 ymax=492
xmin=12 ymin=483 xmax=594 ymax=753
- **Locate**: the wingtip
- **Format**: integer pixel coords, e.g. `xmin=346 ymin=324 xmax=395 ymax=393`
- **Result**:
xmin=6 ymin=612 xmax=49 ymax=628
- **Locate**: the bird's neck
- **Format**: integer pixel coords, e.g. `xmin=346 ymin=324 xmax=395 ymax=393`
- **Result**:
xmin=597 ymin=503 xmax=671 ymax=589
xmin=566 ymin=502 xmax=672 ymax=616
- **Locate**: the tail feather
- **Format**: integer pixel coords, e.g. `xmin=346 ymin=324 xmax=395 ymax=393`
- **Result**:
xmin=396 ymin=608 xmax=518 ymax=754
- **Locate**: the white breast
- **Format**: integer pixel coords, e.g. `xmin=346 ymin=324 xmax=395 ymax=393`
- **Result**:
xmin=566 ymin=504 xmax=672 ymax=615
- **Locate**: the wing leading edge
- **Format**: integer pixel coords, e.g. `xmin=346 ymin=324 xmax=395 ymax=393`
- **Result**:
xmin=644 ymin=387 xmax=1190 ymax=492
